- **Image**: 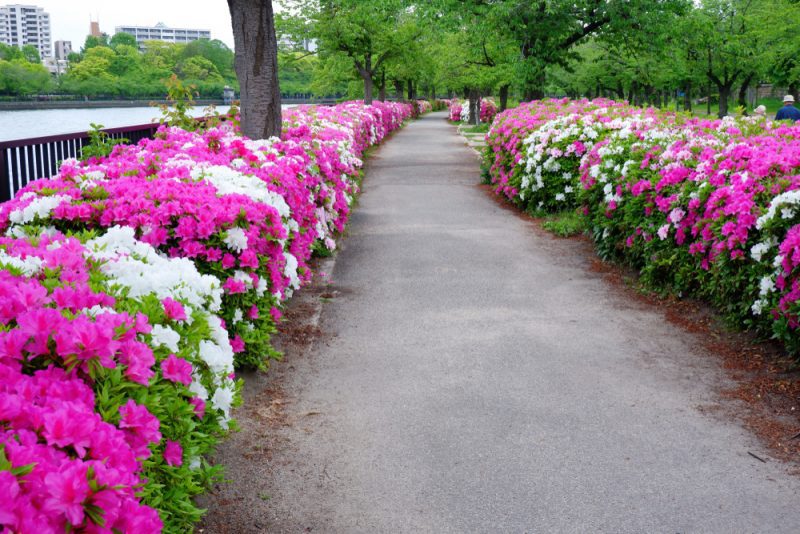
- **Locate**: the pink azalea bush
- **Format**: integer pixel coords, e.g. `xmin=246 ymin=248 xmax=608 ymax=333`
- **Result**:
xmin=480 ymin=99 xmax=497 ymax=124
xmin=0 ymin=101 xmax=413 ymax=370
xmin=0 ymin=228 xmax=236 ymax=532
xmin=448 ymin=98 xmax=497 ymax=123
xmin=485 ymin=98 xmax=800 ymax=354
xmin=448 ymin=100 xmax=463 ymax=122
xmin=413 ymin=100 xmax=433 ymax=116
xmin=0 ymin=101 xmax=413 ymax=531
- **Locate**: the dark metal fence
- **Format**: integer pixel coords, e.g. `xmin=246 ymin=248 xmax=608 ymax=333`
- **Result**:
xmin=0 ymin=122 xmax=161 ymax=203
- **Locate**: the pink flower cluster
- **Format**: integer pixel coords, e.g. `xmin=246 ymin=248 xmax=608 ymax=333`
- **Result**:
xmin=0 ymin=101 xmax=414 ymax=531
xmin=1 ymin=101 xmax=413 ymax=370
xmin=0 ymin=234 xmax=181 ymax=532
xmin=486 ymin=98 xmax=800 ymax=353
xmin=448 ymin=98 xmax=497 ymax=124
xmin=414 ymin=100 xmax=433 ymax=116
xmin=480 ymin=99 xmax=497 ymax=124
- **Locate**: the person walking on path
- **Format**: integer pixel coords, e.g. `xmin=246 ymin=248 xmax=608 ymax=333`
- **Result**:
xmin=775 ymin=94 xmax=800 ymax=121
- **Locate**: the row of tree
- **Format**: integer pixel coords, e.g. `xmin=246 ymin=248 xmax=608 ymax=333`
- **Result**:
xmin=268 ymin=0 xmax=800 ymax=119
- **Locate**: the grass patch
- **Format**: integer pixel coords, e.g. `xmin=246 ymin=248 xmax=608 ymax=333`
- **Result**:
xmin=542 ymin=210 xmax=587 ymax=237
xmin=461 ymin=123 xmax=491 ymax=134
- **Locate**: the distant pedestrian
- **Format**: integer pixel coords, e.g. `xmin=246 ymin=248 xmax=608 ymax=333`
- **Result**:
xmin=754 ymin=105 xmax=766 ymax=117
xmin=775 ymin=95 xmax=800 ymax=121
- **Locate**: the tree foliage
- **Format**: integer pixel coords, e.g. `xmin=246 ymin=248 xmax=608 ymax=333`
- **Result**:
xmin=55 ymin=36 xmax=238 ymax=98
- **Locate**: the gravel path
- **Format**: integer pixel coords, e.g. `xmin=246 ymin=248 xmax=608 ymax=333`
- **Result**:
xmin=201 ymin=111 xmax=800 ymax=533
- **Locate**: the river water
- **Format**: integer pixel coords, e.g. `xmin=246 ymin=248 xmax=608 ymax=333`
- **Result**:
xmin=0 ymin=104 xmax=291 ymax=141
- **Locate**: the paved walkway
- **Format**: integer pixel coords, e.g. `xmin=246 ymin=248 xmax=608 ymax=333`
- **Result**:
xmin=204 ymin=111 xmax=800 ymax=533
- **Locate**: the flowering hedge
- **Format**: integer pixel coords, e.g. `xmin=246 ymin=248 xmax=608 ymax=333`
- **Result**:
xmin=413 ymin=100 xmax=433 ymax=115
xmin=448 ymin=98 xmax=497 ymax=124
xmin=0 ymin=100 xmax=413 ymax=532
xmin=485 ymin=98 xmax=800 ymax=354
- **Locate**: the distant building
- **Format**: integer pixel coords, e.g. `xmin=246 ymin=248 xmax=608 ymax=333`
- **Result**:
xmin=277 ymin=35 xmax=317 ymax=53
xmin=54 ymin=39 xmax=71 ymax=60
xmin=0 ymin=4 xmax=52 ymax=58
xmin=89 ymin=19 xmax=102 ymax=37
xmin=114 ymin=22 xmax=210 ymax=48
xmin=43 ymin=56 xmax=67 ymax=75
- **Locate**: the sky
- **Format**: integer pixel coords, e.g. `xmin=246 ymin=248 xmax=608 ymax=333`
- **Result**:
xmin=27 ymin=1 xmax=236 ymax=50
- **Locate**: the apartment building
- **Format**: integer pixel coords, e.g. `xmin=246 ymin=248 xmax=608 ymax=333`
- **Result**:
xmin=0 ymin=4 xmax=51 ymax=58
xmin=114 ymin=22 xmax=210 ymax=48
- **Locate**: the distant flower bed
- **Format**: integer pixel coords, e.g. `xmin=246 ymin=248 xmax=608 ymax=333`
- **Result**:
xmin=0 ymin=100 xmax=413 ymax=532
xmin=485 ymin=97 xmax=800 ymax=354
xmin=414 ymin=100 xmax=433 ymax=115
xmin=448 ymin=98 xmax=497 ymax=124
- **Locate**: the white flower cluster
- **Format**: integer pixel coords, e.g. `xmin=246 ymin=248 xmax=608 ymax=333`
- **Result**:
xmin=0 ymin=248 xmax=43 ymax=275
xmin=460 ymin=101 xmax=471 ymax=123
xmin=150 ymin=324 xmax=181 ymax=352
xmin=85 ymin=225 xmax=222 ymax=312
xmin=756 ymin=189 xmax=800 ymax=229
xmin=284 ymin=252 xmax=300 ymax=291
xmin=85 ymin=225 xmax=236 ymax=425
xmin=222 ymin=227 xmax=249 ymax=252
xmin=7 ymin=193 xmax=72 ymax=226
xmin=191 ymin=164 xmax=293 ymax=220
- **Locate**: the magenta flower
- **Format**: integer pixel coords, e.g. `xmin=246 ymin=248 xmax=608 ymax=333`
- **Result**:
xmin=160 ymin=354 xmax=192 ymax=386
xmin=222 ymin=277 xmax=246 ymax=294
xmin=119 ymin=399 xmax=161 ymax=447
xmin=43 ymin=461 xmax=90 ymax=526
xmin=0 ymin=471 xmax=20 ymax=525
xmin=230 ymin=335 xmax=245 ymax=353
xmin=162 ymin=297 xmax=187 ymax=321
xmin=163 ymin=440 xmax=183 ymax=467
xmin=189 ymin=396 xmax=206 ymax=419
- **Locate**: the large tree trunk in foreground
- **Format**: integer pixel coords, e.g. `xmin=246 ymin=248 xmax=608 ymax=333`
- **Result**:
xmin=228 ymin=0 xmax=282 ymax=139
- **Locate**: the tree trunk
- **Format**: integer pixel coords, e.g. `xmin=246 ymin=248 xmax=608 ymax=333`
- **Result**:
xmin=431 ymin=84 xmax=436 ymax=100
xmin=683 ymin=81 xmax=692 ymax=112
xmin=717 ymin=83 xmax=732 ymax=118
xmin=468 ymin=88 xmax=479 ymax=125
xmin=616 ymin=82 xmax=625 ymax=101
xmin=394 ymin=79 xmax=403 ymax=101
xmin=407 ymin=79 xmax=414 ymax=100
xmin=738 ymin=73 xmax=754 ymax=114
xmin=627 ymin=81 xmax=637 ymax=105
xmin=359 ymin=53 xmax=374 ymax=104
xmin=227 ymin=0 xmax=281 ymax=139
xmin=499 ymin=84 xmax=509 ymax=111
xmin=361 ymin=72 xmax=373 ymax=104
xmin=706 ymin=85 xmax=711 ymax=116
xmin=378 ymin=70 xmax=386 ymax=102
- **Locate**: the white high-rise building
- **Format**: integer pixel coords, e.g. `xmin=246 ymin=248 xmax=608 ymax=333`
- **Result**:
xmin=114 ymin=22 xmax=210 ymax=48
xmin=0 ymin=4 xmax=51 ymax=58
